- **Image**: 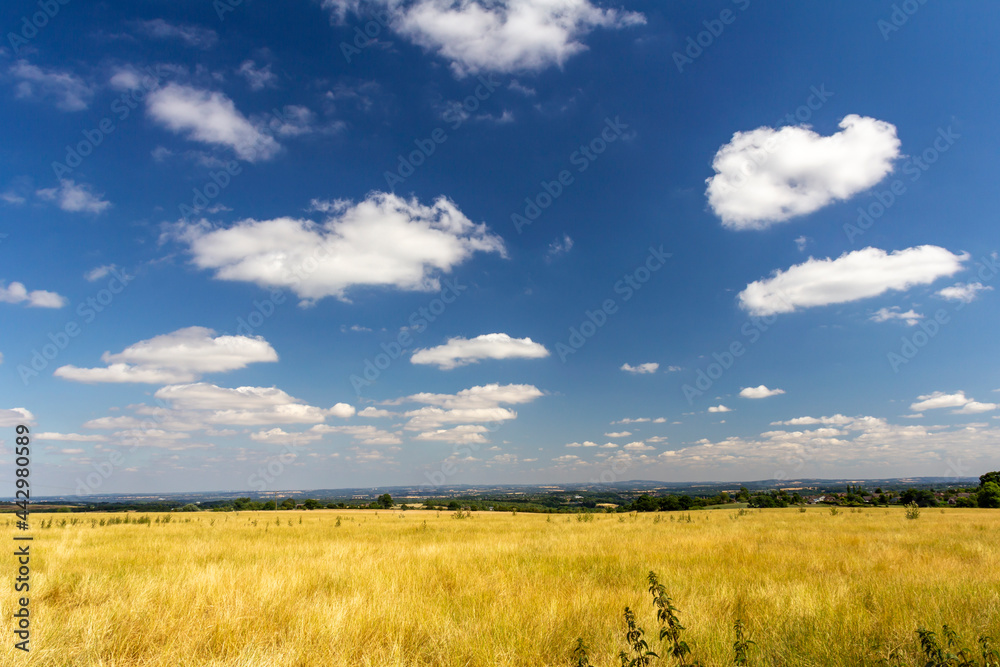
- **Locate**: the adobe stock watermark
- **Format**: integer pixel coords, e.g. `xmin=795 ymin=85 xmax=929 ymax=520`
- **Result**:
xmin=682 ymin=292 xmax=793 ymax=405
xmin=17 ymin=267 xmax=134 ymax=385
xmin=878 ymin=0 xmax=933 ymax=41
xmin=672 ymin=0 xmax=751 ymax=73
xmin=511 ymin=116 xmax=630 ymax=234
xmin=52 ymin=65 xmax=168 ymax=179
xmin=383 ymin=74 xmax=503 ymax=189
xmin=843 ymin=125 xmax=960 ymax=243
xmin=349 ymin=277 xmax=468 ymax=395
xmin=886 ymin=252 xmax=998 ymax=373
xmin=419 ymin=420 xmax=504 ymax=491
xmin=555 ymin=245 xmax=671 ymax=362
xmin=248 ymin=444 xmax=297 ymax=491
xmin=6 ymin=0 xmax=71 ymax=55
xmin=339 ymin=8 xmax=392 ymax=63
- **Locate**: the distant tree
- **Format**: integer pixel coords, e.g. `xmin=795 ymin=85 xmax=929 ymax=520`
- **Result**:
xmin=376 ymin=493 xmax=393 ymax=509
xmin=232 ymin=497 xmax=258 ymax=511
xmin=980 ymin=471 xmax=1000 ymax=488
xmin=302 ymin=499 xmax=321 ymax=510
xmin=954 ymin=496 xmax=977 ymax=508
xmin=280 ymin=498 xmax=296 ymax=510
xmin=736 ymin=486 xmax=750 ymax=502
xmin=262 ymin=500 xmax=277 ymax=511
xmin=631 ymin=494 xmax=658 ymax=512
xmin=447 ymin=500 xmax=460 ymax=511
xmin=900 ymin=489 xmax=937 ymax=508
xmin=179 ymin=504 xmax=200 ymax=512
xmin=977 ymin=482 xmax=1000 ymax=508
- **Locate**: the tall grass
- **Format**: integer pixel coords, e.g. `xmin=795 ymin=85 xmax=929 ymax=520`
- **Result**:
xmin=1 ymin=508 xmax=998 ymax=666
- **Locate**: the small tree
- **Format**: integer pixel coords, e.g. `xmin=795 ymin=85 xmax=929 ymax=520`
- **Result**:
xmin=280 ymin=498 xmax=296 ymax=510
xmin=377 ymin=493 xmax=393 ymax=509
xmin=979 ymin=471 xmax=1000 ymax=487
xmin=302 ymin=499 xmax=321 ymax=510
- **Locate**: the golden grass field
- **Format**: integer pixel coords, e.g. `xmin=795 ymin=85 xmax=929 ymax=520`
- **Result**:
xmin=2 ymin=507 xmax=999 ymax=666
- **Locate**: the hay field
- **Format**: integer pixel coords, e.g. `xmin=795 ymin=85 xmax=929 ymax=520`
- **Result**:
xmin=3 ymin=508 xmax=999 ymax=666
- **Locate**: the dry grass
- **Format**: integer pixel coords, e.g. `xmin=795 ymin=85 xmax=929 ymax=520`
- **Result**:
xmin=2 ymin=508 xmax=998 ymax=666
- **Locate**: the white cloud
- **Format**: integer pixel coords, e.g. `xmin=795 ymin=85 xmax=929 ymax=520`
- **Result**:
xmin=10 ymin=60 xmax=93 ymax=111
xmin=708 ymin=405 xmax=731 ymax=413
xmin=870 ymin=307 xmax=923 ymax=326
xmin=623 ymin=441 xmax=654 ymax=451
xmin=85 ymin=265 xmax=116 ymax=282
xmin=604 ymin=431 xmax=631 ymax=438
xmin=144 ymin=383 xmax=335 ymax=426
xmin=54 ymin=327 xmax=277 ymax=383
xmin=0 ymin=408 xmax=35 ymax=427
xmin=621 ymin=362 xmax=658 ymax=374
xmin=611 ymin=417 xmax=666 ymax=424
xmin=739 ymin=385 xmax=785 ymax=399
xmin=795 ymin=236 xmax=808 ymax=252
xmin=250 ymin=427 xmax=322 ymax=445
xmin=147 ymin=83 xmax=280 ymax=162
xmin=546 ymin=234 xmax=573 ymax=259
xmin=771 ymin=414 xmax=853 ymax=426
xmin=323 ymin=0 xmax=645 ymax=76
xmin=0 ymin=281 xmax=67 ymax=308
xmin=911 ymin=391 xmax=998 ymax=415
xmin=176 ymin=192 xmax=505 ymax=302
xmin=937 ymin=282 xmax=992 ymax=304
xmin=706 ymin=115 xmax=901 ymax=229
xmin=310 ymin=424 xmax=402 ymax=445
xmin=358 ymin=407 xmax=394 ymax=418
xmin=910 ymin=391 xmax=972 ymax=411
xmin=739 ymin=246 xmax=967 ymax=317
xmin=329 ymin=403 xmax=356 ymax=418
xmin=138 ymin=19 xmax=218 ymax=48
xmin=35 ymin=432 xmax=104 ymax=441
xmin=565 ymin=441 xmax=599 ymax=448
xmin=238 ymin=60 xmax=277 ymax=90
xmin=411 ymin=333 xmax=548 ymax=370
xmin=413 ymin=424 xmax=490 ymax=444
xmin=36 ymin=179 xmax=111 ymax=213
xmin=2 ymin=191 xmax=26 ymax=205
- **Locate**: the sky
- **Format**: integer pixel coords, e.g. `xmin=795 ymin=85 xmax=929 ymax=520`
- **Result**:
xmin=1 ymin=0 xmax=998 ymax=496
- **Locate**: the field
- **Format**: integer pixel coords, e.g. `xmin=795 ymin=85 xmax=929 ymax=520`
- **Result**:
xmin=3 ymin=508 xmax=999 ymax=666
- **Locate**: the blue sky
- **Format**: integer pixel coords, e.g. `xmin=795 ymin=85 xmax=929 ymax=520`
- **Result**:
xmin=1 ymin=0 xmax=998 ymax=495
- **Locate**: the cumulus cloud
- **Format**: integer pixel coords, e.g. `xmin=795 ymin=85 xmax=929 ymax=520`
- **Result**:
xmin=706 ymin=115 xmax=900 ymax=229
xmin=612 ymin=417 xmax=666 ymax=424
xmin=153 ymin=383 xmax=338 ymax=426
xmin=175 ymin=192 xmax=504 ymax=302
xmin=937 ymin=282 xmax=992 ymax=303
xmin=36 ymin=179 xmax=111 ymax=213
xmin=620 ymin=362 xmax=658 ymax=374
xmin=708 ymin=405 xmax=731 ymax=413
xmin=0 ymin=408 xmax=35 ymax=427
xmin=870 ymin=307 xmax=923 ymax=326
xmin=9 ymin=60 xmax=93 ymax=111
xmin=910 ymin=391 xmax=997 ymax=415
xmin=397 ymin=382 xmax=542 ymax=437
xmin=0 ymin=281 xmax=67 ymax=308
xmin=137 ymin=19 xmax=218 ymax=48
xmin=623 ymin=441 xmax=654 ymax=451
xmin=411 ymin=333 xmax=548 ymax=369
xmin=146 ymin=83 xmax=280 ymax=161
xmin=604 ymin=431 xmax=631 ymax=438
xmin=35 ymin=432 xmax=104 ymax=442
xmin=739 ymin=246 xmax=967 ymax=317
xmin=739 ymin=385 xmax=785 ymax=399
xmin=322 ymin=0 xmax=645 ymax=76
xmin=54 ymin=327 xmax=277 ymax=383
